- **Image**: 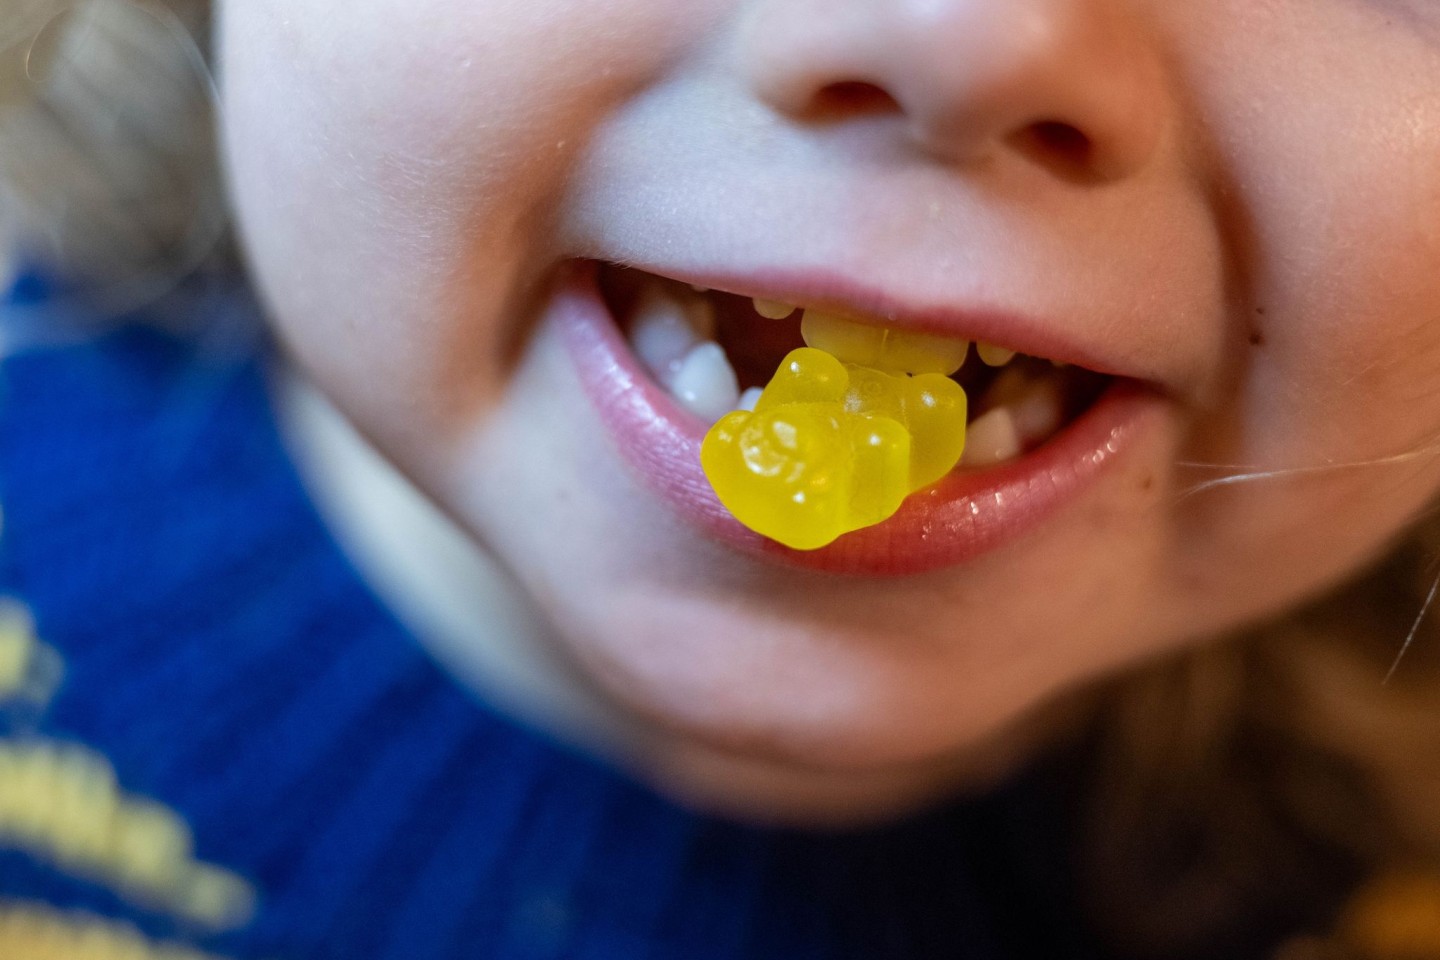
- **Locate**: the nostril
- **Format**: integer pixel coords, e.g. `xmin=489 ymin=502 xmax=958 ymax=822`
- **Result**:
xmin=1032 ymin=121 xmax=1091 ymax=156
xmin=1008 ymin=120 xmax=1096 ymax=177
xmin=811 ymin=81 xmax=901 ymax=119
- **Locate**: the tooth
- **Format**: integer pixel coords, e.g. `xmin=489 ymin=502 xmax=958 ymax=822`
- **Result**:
xmin=630 ymin=287 xmax=701 ymax=384
xmin=671 ymin=342 xmax=740 ymax=423
xmin=753 ymin=298 xmax=797 ymax=320
xmin=977 ymin=342 xmax=1016 ymax=367
xmin=1011 ymin=380 xmax=1063 ymax=447
xmin=691 ymin=283 xmax=710 ymax=293
xmin=980 ymin=367 xmax=1063 ymax=446
xmin=961 ymin=406 xmax=1021 ymax=467
xmin=736 ymin=386 xmax=763 ymax=412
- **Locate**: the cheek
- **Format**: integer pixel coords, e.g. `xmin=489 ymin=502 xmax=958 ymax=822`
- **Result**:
xmin=1253 ymin=158 xmax=1440 ymax=542
xmin=1248 ymin=163 xmax=1440 ymax=466
xmin=1185 ymin=5 xmax=1440 ymax=465
xmin=220 ymin=1 xmax=694 ymax=467
xmin=1156 ymin=3 xmax=1440 ymax=623
xmin=1168 ymin=163 xmax=1440 ymax=629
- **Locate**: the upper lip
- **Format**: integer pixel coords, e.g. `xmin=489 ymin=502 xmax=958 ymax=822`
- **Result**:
xmin=604 ymin=259 xmax=1146 ymax=383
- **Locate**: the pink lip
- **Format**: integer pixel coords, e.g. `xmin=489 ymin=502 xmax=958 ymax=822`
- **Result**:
xmin=555 ymin=260 xmax=1168 ymax=576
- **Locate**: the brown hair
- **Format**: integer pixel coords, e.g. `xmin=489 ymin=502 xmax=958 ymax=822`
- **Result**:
xmin=4 ymin=3 xmax=1439 ymax=958
xmin=0 ymin=0 xmax=222 ymax=309
xmin=1076 ymin=527 xmax=1440 ymax=958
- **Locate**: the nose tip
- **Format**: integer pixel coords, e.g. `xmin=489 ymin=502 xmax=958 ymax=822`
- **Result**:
xmin=742 ymin=0 xmax=1169 ymax=183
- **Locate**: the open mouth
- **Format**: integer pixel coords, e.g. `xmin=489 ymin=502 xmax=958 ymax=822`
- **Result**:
xmin=555 ymin=259 xmax=1163 ymax=575
xmin=597 ymin=263 xmax=1114 ymax=469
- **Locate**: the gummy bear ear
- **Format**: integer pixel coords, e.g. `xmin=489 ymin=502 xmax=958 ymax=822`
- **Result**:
xmin=754 ymin=348 xmax=851 ymax=411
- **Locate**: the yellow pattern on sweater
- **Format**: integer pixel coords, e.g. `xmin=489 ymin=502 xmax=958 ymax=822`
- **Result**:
xmin=0 ymin=740 xmax=255 ymax=930
xmin=0 ymin=599 xmax=62 ymax=708
xmin=0 ymin=902 xmax=238 ymax=960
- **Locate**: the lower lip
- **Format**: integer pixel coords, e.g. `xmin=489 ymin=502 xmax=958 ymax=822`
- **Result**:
xmin=555 ymin=261 xmax=1167 ymax=576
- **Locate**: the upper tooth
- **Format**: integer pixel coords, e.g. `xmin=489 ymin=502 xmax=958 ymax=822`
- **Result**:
xmin=631 ymin=288 xmax=703 ymax=384
xmin=753 ymin=298 xmax=797 ymax=320
xmin=977 ymin=342 xmax=1016 ymax=367
xmin=671 ymin=342 xmax=740 ymax=423
xmin=961 ymin=406 xmax=1021 ymax=467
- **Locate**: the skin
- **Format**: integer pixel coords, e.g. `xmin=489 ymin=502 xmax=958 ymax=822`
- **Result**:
xmin=218 ymin=0 xmax=1440 ymax=825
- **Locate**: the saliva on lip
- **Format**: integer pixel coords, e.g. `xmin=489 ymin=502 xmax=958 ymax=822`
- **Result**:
xmin=701 ymin=313 xmax=968 ymax=550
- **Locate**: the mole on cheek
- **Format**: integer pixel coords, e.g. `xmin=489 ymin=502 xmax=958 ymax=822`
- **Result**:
xmin=1249 ymin=307 xmax=1266 ymax=347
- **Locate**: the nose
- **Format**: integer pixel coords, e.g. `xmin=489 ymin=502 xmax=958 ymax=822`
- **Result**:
xmin=740 ymin=0 xmax=1169 ymax=182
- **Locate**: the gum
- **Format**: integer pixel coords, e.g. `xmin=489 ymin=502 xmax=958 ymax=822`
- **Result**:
xmin=701 ymin=346 xmax=967 ymax=550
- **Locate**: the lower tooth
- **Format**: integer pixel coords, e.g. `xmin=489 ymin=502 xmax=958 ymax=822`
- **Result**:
xmin=980 ymin=368 xmax=1064 ymax=447
xmin=671 ymin=341 xmax=740 ymax=422
xmin=631 ymin=288 xmax=701 ymax=382
xmin=961 ymin=407 xmax=1021 ymax=466
xmin=735 ymin=386 xmax=763 ymax=412
xmin=1012 ymin=382 xmax=1063 ymax=446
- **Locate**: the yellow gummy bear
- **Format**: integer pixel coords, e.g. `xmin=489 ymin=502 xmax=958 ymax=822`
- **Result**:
xmin=701 ymin=347 xmax=967 ymax=550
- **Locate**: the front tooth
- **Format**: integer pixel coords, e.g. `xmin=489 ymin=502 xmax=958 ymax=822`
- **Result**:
xmin=736 ymin=386 xmax=763 ymax=412
xmin=671 ymin=342 xmax=740 ymax=423
xmin=631 ymin=287 xmax=701 ymax=385
xmin=753 ymin=298 xmax=797 ymax=320
xmin=960 ymin=406 xmax=1021 ymax=467
xmin=977 ymin=342 xmax=1016 ymax=367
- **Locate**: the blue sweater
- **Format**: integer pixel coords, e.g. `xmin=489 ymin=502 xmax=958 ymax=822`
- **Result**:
xmin=0 ymin=274 xmax=1099 ymax=960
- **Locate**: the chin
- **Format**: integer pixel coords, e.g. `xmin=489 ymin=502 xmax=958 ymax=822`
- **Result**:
xmin=645 ymin=748 xmax=974 ymax=828
xmin=627 ymin=701 xmax=1067 ymax=828
xmin=553 ymin=613 xmax=1086 ymax=827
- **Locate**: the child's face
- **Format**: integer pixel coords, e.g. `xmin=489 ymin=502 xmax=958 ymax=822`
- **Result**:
xmin=221 ymin=2 xmax=1440 ymax=815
